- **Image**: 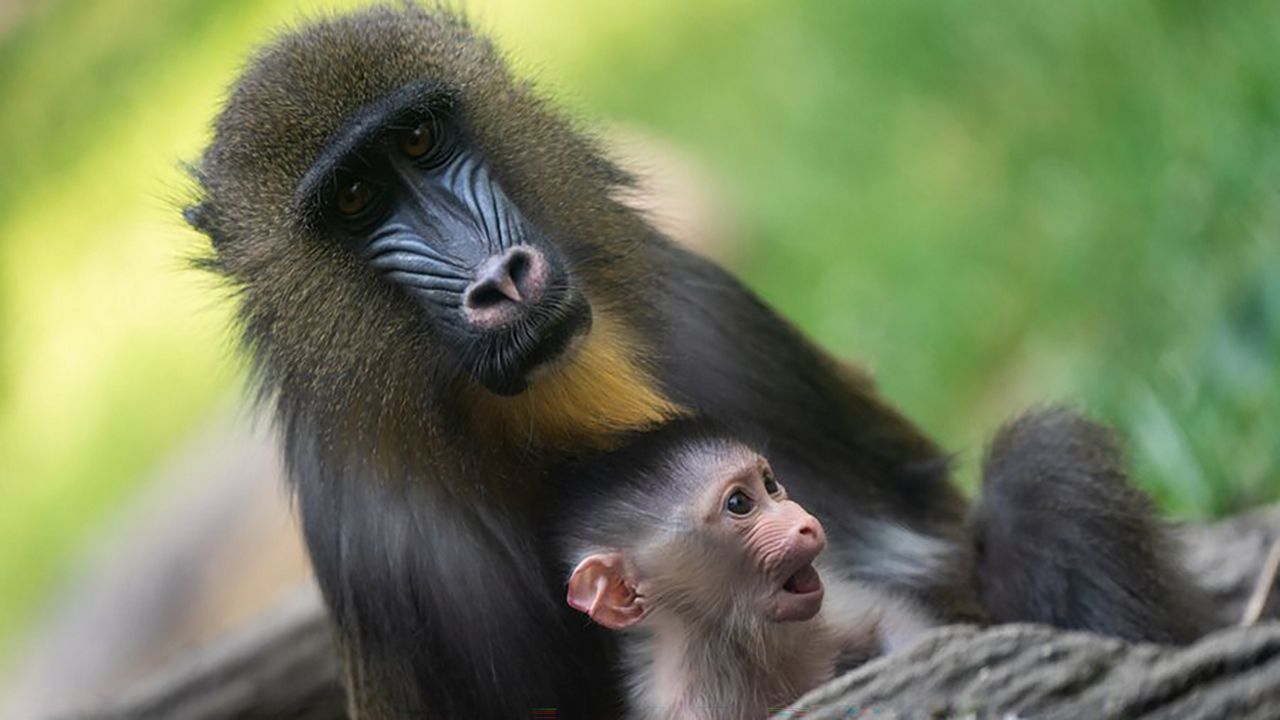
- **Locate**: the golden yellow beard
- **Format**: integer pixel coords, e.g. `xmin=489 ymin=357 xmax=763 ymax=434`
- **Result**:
xmin=462 ymin=310 xmax=684 ymax=452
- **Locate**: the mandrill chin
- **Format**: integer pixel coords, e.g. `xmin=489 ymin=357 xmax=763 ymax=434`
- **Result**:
xmin=186 ymin=6 xmax=1215 ymax=719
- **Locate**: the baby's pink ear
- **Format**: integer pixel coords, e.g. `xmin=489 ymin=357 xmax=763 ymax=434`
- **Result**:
xmin=566 ymin=553 xmax=646 ymax=630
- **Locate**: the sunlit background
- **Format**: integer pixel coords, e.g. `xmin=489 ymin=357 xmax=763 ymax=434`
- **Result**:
xmin=2 ymin=0 xmax=1278 ymax=713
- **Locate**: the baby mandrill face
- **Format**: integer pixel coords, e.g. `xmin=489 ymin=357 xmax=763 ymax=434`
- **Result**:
xmin=699 ymin=453 xmax=828 ymax=623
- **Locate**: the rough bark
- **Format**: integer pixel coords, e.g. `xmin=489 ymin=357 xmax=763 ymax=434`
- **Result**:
xmin=79 ymin=505 xmax=1280 ymax=720
xmin=1180 ymin=505 xmax=1280 ymax=621
xmin=780 ymin=622 xmax=1280 ymax=719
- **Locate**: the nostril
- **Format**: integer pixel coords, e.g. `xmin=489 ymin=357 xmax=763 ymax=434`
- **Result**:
xmin=467 ymin=283 xmax=509 ymax=311
xmin=507 ymin=248 xmax=531 ymax=289
xmin=465 ymin=252 xmax=525 ymax=310
xmin=797 ymin=520 xmax=825 ymax=550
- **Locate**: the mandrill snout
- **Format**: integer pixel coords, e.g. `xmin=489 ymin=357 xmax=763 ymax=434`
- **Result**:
xmin=464 ymin=246 xmax=549 ymax=329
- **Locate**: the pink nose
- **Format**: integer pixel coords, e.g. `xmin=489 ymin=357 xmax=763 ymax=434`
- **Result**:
xmin=791 ymin=508 xmax=826 ymax=554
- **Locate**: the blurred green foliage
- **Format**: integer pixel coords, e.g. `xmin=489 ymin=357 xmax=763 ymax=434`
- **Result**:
xmin=1 ymin=0 xmax=1277 ymax=663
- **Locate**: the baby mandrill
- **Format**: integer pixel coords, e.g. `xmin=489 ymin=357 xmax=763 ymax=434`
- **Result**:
xmin=557 ymin=421 xmax=935 ymax=720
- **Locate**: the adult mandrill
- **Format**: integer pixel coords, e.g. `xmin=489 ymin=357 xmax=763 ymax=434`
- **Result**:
xmin=185 ymin=6 xmax=1213 ymax=719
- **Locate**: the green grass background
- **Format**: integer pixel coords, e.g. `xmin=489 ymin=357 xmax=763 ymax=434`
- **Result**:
xmin=1 ymin=0 xmax=1277 ymax=663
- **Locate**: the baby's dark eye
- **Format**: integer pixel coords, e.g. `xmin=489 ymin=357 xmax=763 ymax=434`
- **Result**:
xmin=726 ymin=490 xmax=755 ymax=516
xmin=762 ymin=467 xmax=781 ymax=496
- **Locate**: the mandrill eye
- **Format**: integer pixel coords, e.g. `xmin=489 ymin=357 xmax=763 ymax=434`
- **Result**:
xmin=726 ymin=490 xmax=755 ymax=516
xmin=335 ymin=178 xmax=372 ymax=216
xmin=762 ymin=468 xmax=781 ymax=496
xmin=398 ymin=121 xmax=435 ymax=159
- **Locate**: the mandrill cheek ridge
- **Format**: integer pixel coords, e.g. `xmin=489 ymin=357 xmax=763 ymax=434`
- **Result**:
xmin=363 ymin=229 xmax=471 ymax=270
xmin=455 ymin=159 xmax=534 ymax=252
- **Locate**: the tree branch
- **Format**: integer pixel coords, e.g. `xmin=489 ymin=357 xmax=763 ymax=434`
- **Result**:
xmin=79 ymin=505 xmax=1280 ymax=720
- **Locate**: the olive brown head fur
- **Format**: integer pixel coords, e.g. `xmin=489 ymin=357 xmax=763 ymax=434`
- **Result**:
xmin=186 ymin=5 xmax=1218 ymax=718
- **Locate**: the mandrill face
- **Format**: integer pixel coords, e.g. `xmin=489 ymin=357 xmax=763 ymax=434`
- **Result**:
xmin=293 ymin=88 xmax=593 ymax=396
xmin=187 ymin=9 xmax=668 ymax=417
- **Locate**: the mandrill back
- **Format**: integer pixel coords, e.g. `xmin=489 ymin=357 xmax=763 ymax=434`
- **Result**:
xmin=188 ymin=6 xmax=979 ymax=719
